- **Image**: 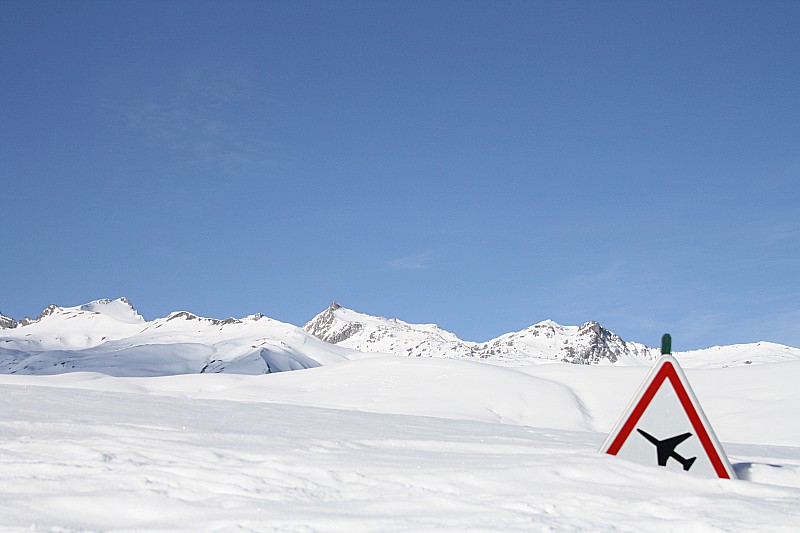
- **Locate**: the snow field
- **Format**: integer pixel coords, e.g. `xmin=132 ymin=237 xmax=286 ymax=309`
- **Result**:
xmin=1 ymin=356 xmax=800 ymax=531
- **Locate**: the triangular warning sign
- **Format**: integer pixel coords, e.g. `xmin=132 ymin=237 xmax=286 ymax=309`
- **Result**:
xmin=600 ymin=354 xmax=736 ymax=479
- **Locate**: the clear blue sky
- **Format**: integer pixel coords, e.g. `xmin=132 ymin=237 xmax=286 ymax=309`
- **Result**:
xmin=2 ymin=1 xmax=798 ymax=350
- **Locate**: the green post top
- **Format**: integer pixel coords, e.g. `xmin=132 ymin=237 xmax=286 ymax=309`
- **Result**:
xmin=661 ymin=333 xmax=672 ymax=355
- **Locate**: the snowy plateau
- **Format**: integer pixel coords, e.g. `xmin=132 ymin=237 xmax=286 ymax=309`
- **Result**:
xmin=1 ymin=298 xmax=800 ymax=532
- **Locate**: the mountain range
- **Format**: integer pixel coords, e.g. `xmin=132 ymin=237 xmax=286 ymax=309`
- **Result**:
xmin=1 ymin=298 xmax=798 ymax=376
xmin=0 ymin=298 xmax=359 ymax=376
xmin=304 ymin=302 xmax=660 ymax=365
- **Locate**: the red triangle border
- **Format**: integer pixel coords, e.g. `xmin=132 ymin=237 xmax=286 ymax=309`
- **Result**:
xmin=604 ymin=358 xmax=732 ymax=479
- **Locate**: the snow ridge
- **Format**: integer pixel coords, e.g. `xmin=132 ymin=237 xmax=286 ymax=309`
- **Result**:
xmin=79 ymin=297 xmax=145 ymax=324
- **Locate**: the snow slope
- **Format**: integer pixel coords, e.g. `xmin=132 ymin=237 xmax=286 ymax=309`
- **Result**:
xmin=1 ymin=356 xmax=799 ymax=532
xmin=673 ymin=341 xmax=800 ymax=368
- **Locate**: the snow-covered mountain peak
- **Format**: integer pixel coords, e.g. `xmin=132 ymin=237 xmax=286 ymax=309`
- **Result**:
xmin=520 ymin=319 xmax=578 ymax=338
xmin=14 ymin=299 xmax=144 ymax=328
xmin=307 ymin=302 xmax=461 ymax=338
xmin=483 ymin=319 xmax=657 ymax=365
xmin=0 ymin=313 xmax=17 ymax=329
xmin=162 ymin=310 xmax=248 ymax=327
xmin=17 ymin=304 xmax=61 ymax=326
xmin=80 ymin=297 xmax=145 ymax=324
xmin=304 ymin=303 xmax=480 ymax=358
xmin=0 ymin=311 xmax=17 ymax=330
xmin=165 ymin=310 xmax=204 ymax=322
xmin=304 ymin=302 xmax=366 ymax=345
xmin=533 ymin=319 xmax=564 ymax=329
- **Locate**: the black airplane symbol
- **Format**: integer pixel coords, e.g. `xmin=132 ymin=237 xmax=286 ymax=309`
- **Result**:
xmin=637 ymin=428 xmax=697 ymax=471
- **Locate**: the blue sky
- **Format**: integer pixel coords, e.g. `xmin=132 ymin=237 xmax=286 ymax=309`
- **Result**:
xmin=2 ymin=1 xmax=798 ymax=350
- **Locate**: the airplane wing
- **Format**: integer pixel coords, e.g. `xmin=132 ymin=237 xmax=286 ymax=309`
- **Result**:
xmin=661 ymin=432 xmax=692 ymax=447
xmin=655 ymin=432 xmax=692 ymax=465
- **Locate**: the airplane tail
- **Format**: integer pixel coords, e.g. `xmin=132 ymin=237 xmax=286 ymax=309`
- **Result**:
xmin=683 ymin=457 xmax=696 ymax=471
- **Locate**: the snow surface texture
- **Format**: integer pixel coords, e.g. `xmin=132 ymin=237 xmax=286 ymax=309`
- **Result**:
xmin=2 ymin=298 xmax=800 ymax=531
xmin=2 ymin=358 xmax=800 ymax=532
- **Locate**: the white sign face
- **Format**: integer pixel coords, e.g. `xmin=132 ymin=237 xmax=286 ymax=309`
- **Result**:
xmin=600 ymin=355 xmax=736 ymax=480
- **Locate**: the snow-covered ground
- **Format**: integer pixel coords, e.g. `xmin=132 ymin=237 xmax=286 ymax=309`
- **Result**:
xmin=2 ymin=357 xmax=800 ymax=532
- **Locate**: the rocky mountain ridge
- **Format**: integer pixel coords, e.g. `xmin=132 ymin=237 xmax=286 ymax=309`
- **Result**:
xmin=303 ymin=303 xmax=659 ymax=365
xmin=0 ymin=312 xmax=16 ymax=330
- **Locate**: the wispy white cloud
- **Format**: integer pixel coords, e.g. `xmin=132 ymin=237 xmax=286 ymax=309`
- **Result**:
xmin=388 ymin=252 xmax=434 ymax=271
xmin=115 ymin=67 xmax=292 ymax=177
xmin=763 ymin=219 xmax=800 ymax=243
xmin=561 ymin=261 xmax=628 ymax=292
xmin=147 ymin=245 xmax=196 ymax=266
xmin=558 ymin=260 xmax=666 ymax=304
